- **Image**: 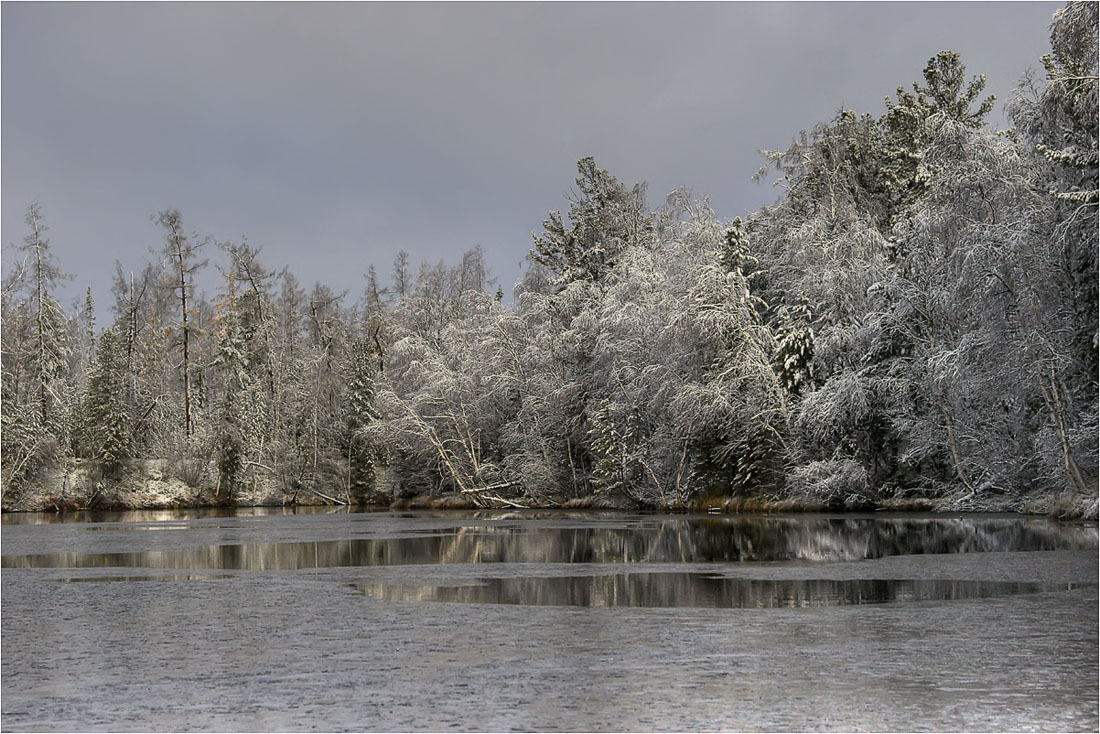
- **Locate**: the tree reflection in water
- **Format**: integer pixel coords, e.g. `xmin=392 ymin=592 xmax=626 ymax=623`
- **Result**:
xmin=350 ymin=574 xmax=1085 ymax=608
xmin=3 ymin=515 xmax=1096 ymax=570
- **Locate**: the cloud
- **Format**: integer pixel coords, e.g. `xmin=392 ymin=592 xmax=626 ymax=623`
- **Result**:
xmin=1 ymin=2 xmax=1060 ymax=313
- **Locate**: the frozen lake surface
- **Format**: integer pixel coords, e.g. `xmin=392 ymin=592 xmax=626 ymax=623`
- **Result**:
xmin=2 ymin=509 xmax=1097 ymax=731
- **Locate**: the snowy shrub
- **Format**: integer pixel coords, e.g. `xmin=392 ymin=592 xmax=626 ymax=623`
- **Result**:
xmin=785 ymin=459 xmax=873 ymax=509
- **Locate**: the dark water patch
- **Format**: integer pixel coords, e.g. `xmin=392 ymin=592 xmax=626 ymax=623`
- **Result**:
xmin=3 ymin=516 xmax=1096 ymax=571
xmin=50 ymin=574 xmax=235 ymax=583
xmin=80 ymin=524 xmax=196 ymax=531
xmin=386 ymin=526 xmax=501 ymax=536
xmin=350 ymin=573 xmax=1093 ymax=608
xmin=4 ymin=515 xmax=1095 ymax=572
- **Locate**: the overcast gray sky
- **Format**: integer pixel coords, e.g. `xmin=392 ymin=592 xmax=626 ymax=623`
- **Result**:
xmin=2 ymin=1 xmax=1060 ymax=316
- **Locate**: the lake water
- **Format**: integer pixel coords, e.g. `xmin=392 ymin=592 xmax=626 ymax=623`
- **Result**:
xmin=2 ymin=509 xmax=1097 ymax=731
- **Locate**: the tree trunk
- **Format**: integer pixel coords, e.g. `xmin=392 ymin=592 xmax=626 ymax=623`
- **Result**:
xmin=32 ymin=210 xmax=48 ymax=425
xmin=1038 ymin=368 xmax=1087 ymax=496
xmin=939 ymin=404 xmax=977 ymax=493
xmin=175 ymin=238 xmax=192 ymax=437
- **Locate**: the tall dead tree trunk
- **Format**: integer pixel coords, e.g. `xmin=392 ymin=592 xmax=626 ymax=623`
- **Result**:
xmin=157 ymin=210 xmax=206 ymax=439
xmin=175 ymin=237 xmax=192 ymax=437
xmin=31 ymin=208 xmax=48 ymax=425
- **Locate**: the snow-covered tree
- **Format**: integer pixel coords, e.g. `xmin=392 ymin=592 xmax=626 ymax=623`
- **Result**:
xmin=82 ymin=328 xmax=130 ymax=477
xmin=882 ymin=51 xmax=996 ymax=218
xmin=1 ymin=205 xmax=72 ymax=496
xmin=531 ymin=157 xmax=654 ymax=285
xmin=156 ymin=209 xmax=208 ymax=439
xmin=1010 ymin=1 xmax=1098 ymax=396
xmin=344 ymin=337 xmax=379 ymax=501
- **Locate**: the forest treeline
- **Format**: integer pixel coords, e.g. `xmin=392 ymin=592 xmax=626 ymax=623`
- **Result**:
xmin=2 ymin=3 xmax=1097 ymax=516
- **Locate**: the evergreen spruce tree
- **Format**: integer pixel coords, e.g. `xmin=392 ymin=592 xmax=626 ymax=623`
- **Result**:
xmin=532 ymin=157 xmax=653 ymax=285
xmin=2 ymin=205 xmax=71 ymax=495
xmin=82 ymin=328 xmax=130 ymax=477
xmin=1010 ymin=1 xmax=1099 ymax=392
xmin=344 ymin=338 xmax=378 ymax=501
xmin=772 ymin=298 xmax=815 ymax=396
xmin=20 ymin=204 xmax=71 ymax=433
xmin=882 ymin=51 xmax=996 ymax=217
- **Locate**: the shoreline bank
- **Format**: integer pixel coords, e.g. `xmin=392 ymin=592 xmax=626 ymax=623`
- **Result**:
xmin=3 ymin=458 xmax=1096 ymax=520
xmin=3 ymin=488 xmax=1096 ymax=520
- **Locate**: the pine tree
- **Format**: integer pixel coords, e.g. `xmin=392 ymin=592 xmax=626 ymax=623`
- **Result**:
xmin=393 ymin=251 xmax=410 ymax=301
xmin=772 ymin=298 xmax=815 ymax=396
xmin=66 ymin=286 xmax=98 ymax=456
xmin=882 ymin=51 xmax=995 ymax=217
xmin=531 ymin=157 xmax=653 ymax=285
xmin=588 ymin=401 xmax=630 ymax=493
xmin=364 ymin=265 xmax=387 ymax=318
xmin=1010 ymin=1 xmax=1099 ymax=391
xmin=20 ymin=204 xmax=71 ymax=431
xmin=719 ymin=219 xmax=768 ymax=319
xmin=82 ymin=329 xmax=130 ymax=477
xmin=1033 ymin=2 xmax=1099 ymax=205
xmin=344 ymin=338 xmax=378 ymax=500
xmin=1 ymin=205 xmax=71 ymax=495
xmin=210 ymin=247 xmax=278 ymax=502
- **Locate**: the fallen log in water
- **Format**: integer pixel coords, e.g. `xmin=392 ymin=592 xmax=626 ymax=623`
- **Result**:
xmin=460 ymin=482 xmax=528 ymax=509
